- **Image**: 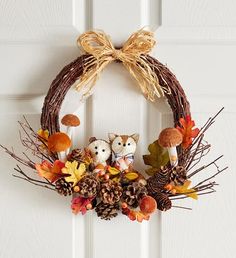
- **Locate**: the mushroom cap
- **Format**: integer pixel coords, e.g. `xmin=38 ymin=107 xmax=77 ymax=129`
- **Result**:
xmin=48 ymin=132 xmax=71 ymax=152
xmin=139 ymin=196 xmax=157 ymax=214
xmin=61 ymin=114 xmax=80 ymax=127
xmin=158 ymin=128 xmax=183 ymax=148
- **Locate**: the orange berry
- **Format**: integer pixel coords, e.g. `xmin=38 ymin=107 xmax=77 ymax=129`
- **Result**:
xmin=171 ymin=189 xmax=177 ymax=195
xmin=104 ymin=174 xmax=109 ymax=180
xmin=86 ymin=203 xmax=93 ymax=210
xmin=165 ymin=184 xmax=173 ymax=191
xmin=139 ymin=195 xmax=157 ymax=214
xmin=98 ymin=171 xmax=105 ymax=177
xmin=121 ymin=202 xmax=128 ymax=209
xmin=74 ymin=186 xmax=80 ymax=192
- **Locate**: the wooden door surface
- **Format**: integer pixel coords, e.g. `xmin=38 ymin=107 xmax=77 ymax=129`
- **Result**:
xmin=0 ymin=1 xmax=235 ymax=258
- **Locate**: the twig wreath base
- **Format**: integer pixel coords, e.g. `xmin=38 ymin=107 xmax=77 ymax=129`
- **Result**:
xmin=0 ymin=29 xmax=227 ymax=222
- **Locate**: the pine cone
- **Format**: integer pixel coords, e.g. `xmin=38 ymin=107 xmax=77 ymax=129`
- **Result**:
xmin=146 ymin=167 xmax=170 ymax=195
xmin=55 ymin=178 xmax=73 ymax=196
xmin=78 ymin=175 xmax=99 ymax=198
xmin=122 ymin=182 xmax=147 ymax=208
xmin=100 ymin=180 xmax=122 ymax=205
xmin=95 ymin=202 xmax=120 ymax=220
xmin=67 ymin=148 xmax=84 ymax=163
xmin=153 ymin=191 xmax=172 ymax=211
xmin=169 ymin=166 xmax=187 ymax=185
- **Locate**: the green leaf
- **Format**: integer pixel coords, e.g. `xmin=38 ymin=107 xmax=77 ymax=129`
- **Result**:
xmin=143 ymin=140 xmax=169 ymax=172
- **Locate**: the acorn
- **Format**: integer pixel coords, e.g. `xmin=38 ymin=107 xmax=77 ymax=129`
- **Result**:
xmin=139 ymin=195 xmax=157 ymax=214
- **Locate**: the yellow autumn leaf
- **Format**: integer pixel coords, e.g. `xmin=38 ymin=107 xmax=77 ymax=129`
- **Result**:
xmin=108 ymin=166 xmax=121 ymax=175
xmin=112 ymin=177 xmax=120 ymax=183
xmin=125 ymin=172 xmax=139 ymax=181
xmin=37 ymin=129 xmax=49 ymax=149
xmin=174 ymin=180 xmax=198 ymax=200
xmin=37 ymin=129 xmax=49 ymax=141
xmin=62 ymin=161 xmax=86 ymax=187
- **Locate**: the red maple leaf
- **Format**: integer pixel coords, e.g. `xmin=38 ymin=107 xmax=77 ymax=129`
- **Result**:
xmin=176 ymin=115 xmax=200 ymax=149
xmin=71 ymin=197 xmax=93 ymax=215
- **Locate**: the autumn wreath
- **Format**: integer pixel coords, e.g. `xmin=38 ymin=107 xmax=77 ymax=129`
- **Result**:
xmin=0 ymin=29 xmax=227 ymax=222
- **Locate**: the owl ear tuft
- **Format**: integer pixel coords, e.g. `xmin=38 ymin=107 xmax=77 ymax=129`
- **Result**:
xmin=131 ymin=133 xmax=139 ymax=143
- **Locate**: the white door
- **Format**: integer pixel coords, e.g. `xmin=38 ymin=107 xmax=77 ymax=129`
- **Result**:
xmin=0 ymin=1 xmax=235 ymax=258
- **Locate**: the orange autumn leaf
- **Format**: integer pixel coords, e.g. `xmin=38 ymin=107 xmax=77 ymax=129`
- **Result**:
xmin=176 ymin=115 xmax=200 ymax=149
xmin=123 ymin=207 xmax=150 ymax=222
xmin=35 ymin=160 xmax=65 ymax=183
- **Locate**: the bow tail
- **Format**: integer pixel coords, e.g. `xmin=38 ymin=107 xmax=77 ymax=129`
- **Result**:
xmin=75 ymin=57 xmax=112 ymax=98
xmin=123 ymin=58 xmax=164 ymax=101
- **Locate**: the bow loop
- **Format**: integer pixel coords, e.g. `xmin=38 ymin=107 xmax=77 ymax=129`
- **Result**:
xmin=75 ymin=29 xmax=170 ymax=101
xmin=122 ymin=29 xmax=155 ymax=55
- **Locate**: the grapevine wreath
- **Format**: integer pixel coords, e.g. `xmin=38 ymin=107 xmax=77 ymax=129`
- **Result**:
xmin=1 ymin=29 xmax=228 ymax=222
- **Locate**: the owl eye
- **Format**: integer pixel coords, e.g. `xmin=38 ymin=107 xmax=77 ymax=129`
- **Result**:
xmin=95 ymin=146 xmax=98 ymax=149
xmin=102 ymin=149 xmax=105 ymax=152
xmin=127 ymin=143 xmax=131 ymax=146
xmin=118 ymin=142 xmax=121 ymax=145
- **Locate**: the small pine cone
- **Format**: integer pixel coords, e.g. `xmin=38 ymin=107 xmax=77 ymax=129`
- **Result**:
xmin=55 ymin=178 xmax=73 ymax=196
xmin=146 ymin=167 xmax=170 ymax=195
xmin=169 ymin=166 xmax=187 ymax=185
xmin=67 ymin=148 xmax=84 ymax=163
xmin=100 ymin=180 xmax=122 ymax=205
xmin=122 ymin=182 xmax=147 ymax=208
xmin=153 ymin=191 xmax=172 ymax=211
xmin=95 ymin=202 xmax=120 ymax=220
xmin=78 ymin=175 xmax=99 ymax=198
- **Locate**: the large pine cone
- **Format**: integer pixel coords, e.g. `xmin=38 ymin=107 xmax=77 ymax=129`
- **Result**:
xmin=67 ymin=148 xmax=84 ymax=163
xmin=152 ymin=191 xmax=172 ymax=211
xmin=100 ymin=180 xmax=122 ymax=205
xmin=55 ymin=178 xmax=73 ymax=196
xmin=78 ymin=175 xmax=99 ymax=198
xmin=146 ymin=166 xmax=170 ymax=195
xmin=95 ymin=202 xmax=120 ymax=220
xmin=169 ymin=166 xmax=187 ymax=185
xmin=122 ymin=182 xmax=147 ymax=208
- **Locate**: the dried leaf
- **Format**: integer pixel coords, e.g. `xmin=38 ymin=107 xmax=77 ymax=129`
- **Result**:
xmin=37 ymin=129 xmax=49 ymax=141
xmin=71 ymin=197 xmax=93 ymax=215
xmin=143 ymin=140 xmax=169 ymax=173
xmin=107 ymin=166 xmax=121 ymax=175
xmin=125 ymin=172 xmax=139 ymax=181
xmin=123 ymin=207 xmax=150 ymax=222
xmin=37 ymin=129 xmax=49 ymax=149
xmin=176 ymin=115 xmax=200 ymax=149
xmin=62 ymin=161 xmax=86 ymax=186
xmin=35 ymin=160 xmax=65 ymax=183
xmin=174 ymin=180 xmax=198 ymax=200
xmin=83 ymin=148 xmax=93 ymax=165
xmin=145 ymin=167 xmax=159 ymax=176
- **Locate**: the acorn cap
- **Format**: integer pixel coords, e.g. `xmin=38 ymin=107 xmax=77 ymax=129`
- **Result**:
xmin=48 ymin=132 xmax=71 ymax=152
xmin=61 ymin=114 xmax=80 ymax=127
xmin=158 ymin=128 xmax=183 ymax=148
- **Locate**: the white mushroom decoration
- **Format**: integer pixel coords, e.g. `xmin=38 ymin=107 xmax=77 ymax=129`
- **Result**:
xmin=61 ymin=114 xmax=80 ymax=154
xmin=158 ymin=128 xmax=183 ymax=167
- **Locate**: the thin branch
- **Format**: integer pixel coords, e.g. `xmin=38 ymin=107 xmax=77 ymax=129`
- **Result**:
xmin=13 ymin=175 xmax=55 ymax=191
xmin=172 ymin=205 xmax=192 ymax=211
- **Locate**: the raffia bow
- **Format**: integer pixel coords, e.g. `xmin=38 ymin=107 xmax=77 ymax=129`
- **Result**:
xmin=76 ymin=29 xmax=169 ymax=101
